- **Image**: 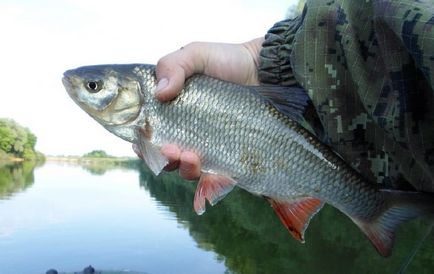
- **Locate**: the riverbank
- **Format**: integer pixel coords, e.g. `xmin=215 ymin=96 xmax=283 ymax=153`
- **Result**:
xmin=45 ymin=155 xmax=136 ymax=163
xmin=0 ymin=156 xmax=25 ymax=163
xmin=45 ymin=155 xmax=140 ymax=175
xmin=0 ymin=152 xmax=45 ymax=167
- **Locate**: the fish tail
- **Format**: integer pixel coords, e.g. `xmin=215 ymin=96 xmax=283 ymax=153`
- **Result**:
xmin=352 ymin=190 xmax=434 ymax=257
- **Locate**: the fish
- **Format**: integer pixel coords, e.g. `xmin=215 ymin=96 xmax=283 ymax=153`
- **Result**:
xmin=62 ymin=64 xmax=434 ymax=257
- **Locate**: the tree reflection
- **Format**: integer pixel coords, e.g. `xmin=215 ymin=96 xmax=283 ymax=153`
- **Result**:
xmin=138 ymin=165 xmax=434 ymax=274
xmin=51 ymin=158 xmax=141 ymax=175
xmin=0 ymin=162 xmax=36 ymax=198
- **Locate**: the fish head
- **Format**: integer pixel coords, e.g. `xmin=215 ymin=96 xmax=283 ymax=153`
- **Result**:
xmin=62 ymin=64 xmax=143 ymax=141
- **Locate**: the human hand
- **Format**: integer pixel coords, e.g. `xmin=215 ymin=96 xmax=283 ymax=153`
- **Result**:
xmin=154 ymin=38 xmax=263 ymax=101
xmin=140 ymin=38 xmax=264 ymax=180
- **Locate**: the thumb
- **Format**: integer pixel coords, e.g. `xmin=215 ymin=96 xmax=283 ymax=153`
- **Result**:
xmin=154 ymin=64 xmax=187 ymax=102
xmin=155 ymin=45 xmax=202 ymax=102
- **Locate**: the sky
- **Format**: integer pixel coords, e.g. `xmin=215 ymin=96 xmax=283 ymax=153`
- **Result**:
xmin=0 ymin=0 xmax=298 ymax=157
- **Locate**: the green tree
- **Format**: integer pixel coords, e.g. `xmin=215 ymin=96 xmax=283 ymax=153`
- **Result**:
xmin=0 ymin=118 xmax=43 ymax=161
xmin=83 ymin=150 xmax=111 ymax=158
xmin=0 ymin=120 xmax=15 ymax=153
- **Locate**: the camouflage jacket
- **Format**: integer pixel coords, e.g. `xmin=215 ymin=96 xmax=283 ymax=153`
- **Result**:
xmin=258 ymin=0 xmax=434 ymax=192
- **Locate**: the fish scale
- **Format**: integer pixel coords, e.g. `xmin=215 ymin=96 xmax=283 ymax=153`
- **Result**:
xmin=63 ymin=63 xmax=434 ymax=257
xmin=136 ymin=66 xmax=378 ymax=212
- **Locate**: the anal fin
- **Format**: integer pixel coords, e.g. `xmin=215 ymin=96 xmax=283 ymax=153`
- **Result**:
xmin=194 ymin=173 xmax=236 ymax=215
xmin=268 ymin=197 xmax=324 ymax=243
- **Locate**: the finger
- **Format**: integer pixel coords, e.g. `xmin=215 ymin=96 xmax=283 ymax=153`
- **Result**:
xmin=155 ymin=44 xmax=201 ymax=101
xmin=179 ymin=151 xmax=201 ymax=180
xmin=161 ymin=144 xmax=181 ymax=171
xmin=154 ymin=65 xmax=186 ymax=102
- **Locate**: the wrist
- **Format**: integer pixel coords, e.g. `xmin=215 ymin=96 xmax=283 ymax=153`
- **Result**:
xmin=241 ymin=37 xmax=264 ymax=68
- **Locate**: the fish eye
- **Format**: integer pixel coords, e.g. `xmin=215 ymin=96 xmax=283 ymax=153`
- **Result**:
xmin=85 ymin=80 xmax=103 ymax=93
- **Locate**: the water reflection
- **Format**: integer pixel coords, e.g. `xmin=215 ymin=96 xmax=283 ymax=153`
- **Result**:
xmin=0 ymin=162 xmax=36 ymax=198
xmin=0 ymin=162 xmax=227 ymax=274
xmin=46 ymin=158 xmax=140 ymax=176
xmin=138 ymin=165 xmax=434 ymax=274
xmin=79 ymin=159 xmax=139 ymax=175
xmin=1 ymin=160 xmax=432 ymax=273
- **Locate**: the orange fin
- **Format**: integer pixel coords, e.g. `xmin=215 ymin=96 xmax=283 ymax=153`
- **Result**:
xmin=268 ymin=197 xmax=324 ymax=243
xmin=194 ymin=173 xmax=236 ymax=215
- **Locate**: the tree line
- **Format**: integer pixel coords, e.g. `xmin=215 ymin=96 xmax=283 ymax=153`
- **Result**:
xmin=0 ymin=118 xmax=44 ymax=161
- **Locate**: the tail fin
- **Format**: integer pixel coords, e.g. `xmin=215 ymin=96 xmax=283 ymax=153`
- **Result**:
xmin=352 ymin=190 xmax=434 ymax=257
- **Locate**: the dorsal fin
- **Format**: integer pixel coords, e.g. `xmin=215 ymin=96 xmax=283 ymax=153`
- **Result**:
xmin=249 ymin=85 xmax=310 ymax=123
xmin=250 ymin=85 xmax=327 ymax=143
xmin=194 ymin=173 xmax=236 ymax=215
xmin=268 ymin=197 xmax=324 ymax=243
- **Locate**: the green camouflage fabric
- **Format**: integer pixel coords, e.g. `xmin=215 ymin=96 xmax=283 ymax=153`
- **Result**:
xmin=258 ymin=0 xmax=434 ymax=192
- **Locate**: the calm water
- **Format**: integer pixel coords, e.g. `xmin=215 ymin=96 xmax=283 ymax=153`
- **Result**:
xmin=0 ymin=161 xmax=433 ymax=274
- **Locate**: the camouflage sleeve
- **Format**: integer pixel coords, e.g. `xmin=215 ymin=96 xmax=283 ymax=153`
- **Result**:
xmin=258 ymin=0 xmax=434 ymax=192
xmin=373 ymin=0 xmax=434 ymax=89
xmin=258 ymin=17 xmax=300 ymax=86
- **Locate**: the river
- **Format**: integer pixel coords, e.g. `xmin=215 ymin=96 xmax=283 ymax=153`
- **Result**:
xmin=0 ymin=161 xmax=432 ymax=274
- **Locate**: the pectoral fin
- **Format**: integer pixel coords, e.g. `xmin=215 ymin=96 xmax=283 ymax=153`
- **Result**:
xmin=268 ymin=197 xmax=324 ymax=243
xmin=194 ymin=173 xmax=236 ymax=215
xmin=135 ymin=126 xmax=168 ymax=176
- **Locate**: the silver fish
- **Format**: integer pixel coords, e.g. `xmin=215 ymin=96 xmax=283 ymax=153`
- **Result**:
xmin=62 ymin=64 xmax=433 ymax=257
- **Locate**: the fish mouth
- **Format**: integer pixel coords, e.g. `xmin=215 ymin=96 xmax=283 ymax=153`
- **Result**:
xmin=61 ymin=75 xmax=86 ymax=107
xmin=62 ymin=74 xmax=79 ymax=98
xmin=62 ymin=76 xmax=73 ymax=92
xmin=62 ymin=70 xmax=75 ymax=89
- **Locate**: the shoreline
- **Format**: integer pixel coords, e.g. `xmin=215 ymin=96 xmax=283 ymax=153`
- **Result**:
xmin=0 ymin=156 xmax=32 ymax=165
xmin=1 ymin=156 xmax=138 ymax=167
xmin=45 ymin=156 xmax=137 ymax=162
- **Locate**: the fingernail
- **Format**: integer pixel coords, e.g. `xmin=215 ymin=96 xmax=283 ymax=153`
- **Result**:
xmin=155 ymin=78 xmax=169 ymax=95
